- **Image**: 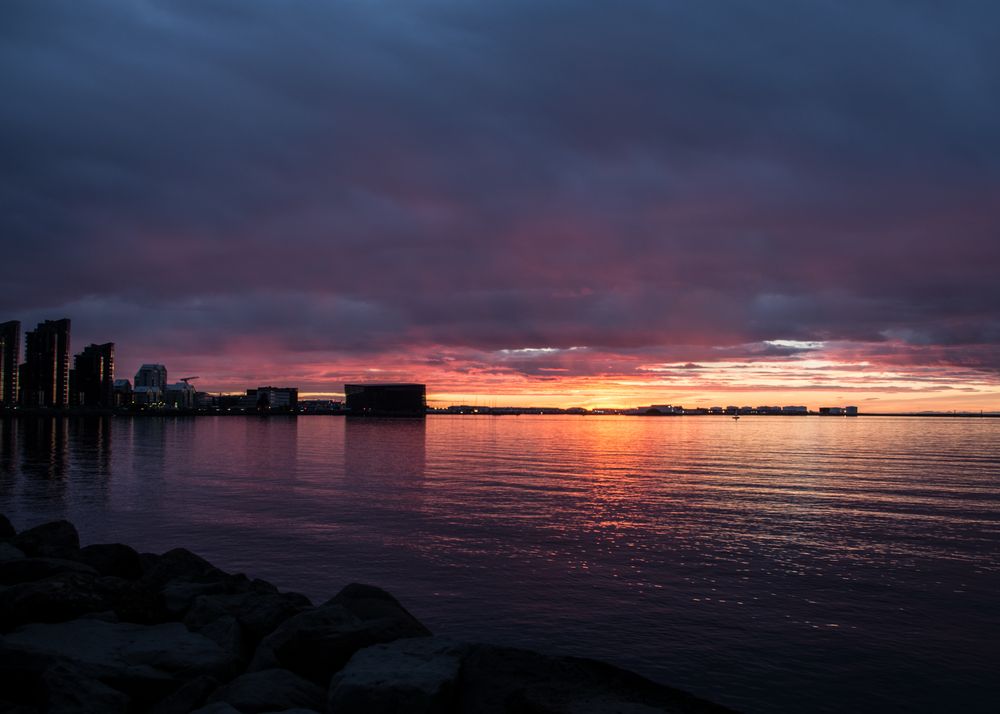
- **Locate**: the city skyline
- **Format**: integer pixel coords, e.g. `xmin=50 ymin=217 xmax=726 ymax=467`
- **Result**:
xmin=2 ymin=3 xmax=998 ymax=412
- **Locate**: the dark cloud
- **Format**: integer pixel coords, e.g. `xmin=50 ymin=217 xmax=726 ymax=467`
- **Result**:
xmin=2 ymin=0 xmax=999 ymax=389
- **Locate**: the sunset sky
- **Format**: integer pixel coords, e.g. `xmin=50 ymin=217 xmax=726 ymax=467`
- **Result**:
xmin=2 ymin=1 xmax=998 ymax=410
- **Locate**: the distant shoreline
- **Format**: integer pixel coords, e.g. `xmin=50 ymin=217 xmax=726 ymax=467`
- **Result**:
xmin=1 ymin=407 xmax=997 ymax=419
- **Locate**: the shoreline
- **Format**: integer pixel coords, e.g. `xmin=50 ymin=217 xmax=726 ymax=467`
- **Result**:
xmin=0 ymin=515 xmax=732 ymax=713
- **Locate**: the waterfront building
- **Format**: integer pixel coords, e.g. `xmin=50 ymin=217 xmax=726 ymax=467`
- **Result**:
xmin=345 ymin=383 xmax=426 ymax=417
xmin=113 ymin=379 xmax=133 ymax=408
xmin=248 ymin=386 xmax=299 ymax=411
xmin=19 ymin=319 xmax=71 ymax=408
xmin=845 ymin=406 xmax=858 ymax=416
xmin=133 ymin=364 xmax=168 ymax=405
xmin=819 ymin=407 xmax=844 ymax=416
xmin=781 ymin=406 xmax=808 ymax=415
xmin=0 ymin=320 xmax=19 ymax=406
xmin=164 ymin=382 xmax=196 ymax=410
xmin=70 ymin=343 xmax=115 ymax=407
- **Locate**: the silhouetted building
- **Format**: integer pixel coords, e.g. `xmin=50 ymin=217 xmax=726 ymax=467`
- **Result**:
xmin=164 ymin=381 xmax=196 ymax=410
xmin=133 ymin=364 xmax=167 ymax=406
xmin=845 ymin=406 xmax=858 ymax=417
xmin=0 ymin=320 xmax=19 ymax=406
xmin=345 ymin=383 xmax=426 ymax=417
xmin=70 ymin=343 xmax=115 ymax=407
xmin=248 ymin=386 xmax=298 ymax=411
xmin=113 ymin=379 xmax=133 ymax=408
xmin=20 ymin=319 xmax=71 ymax=408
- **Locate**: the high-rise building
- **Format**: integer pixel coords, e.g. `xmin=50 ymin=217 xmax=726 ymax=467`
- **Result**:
xmin=20 ymin=319 xmax=71 ymax=408
xmin=0 ymin=320 xmax=20 ymax=406
xmin=70 ymin=343 xmax=115 ymax=407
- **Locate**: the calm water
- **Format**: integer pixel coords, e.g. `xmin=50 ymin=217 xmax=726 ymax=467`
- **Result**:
xmin=1 ymin=415 xmax=998 ymax=712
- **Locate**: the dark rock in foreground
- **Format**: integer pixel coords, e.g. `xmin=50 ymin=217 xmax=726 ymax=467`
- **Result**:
xmin=0 ymin=515 xmax=734 ymax=713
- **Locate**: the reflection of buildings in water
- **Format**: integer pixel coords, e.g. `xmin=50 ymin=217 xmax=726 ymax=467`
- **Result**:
xmin=0 ymin=417 xmax=17 ymax=486
xmin=69 ymin=416 xmax=112 ymax=480
xmin=240 ymin=416 xmax=299 ymax=481
xmin=4 ymin=417 xmax=71 ymax=508
xmin=343 ymin=418 xmax=427 ymax=486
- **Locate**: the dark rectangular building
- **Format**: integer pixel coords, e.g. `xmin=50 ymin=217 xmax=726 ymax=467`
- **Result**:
xmin=0 ymin=320 xmax=19 ymax=406
xmin=20 ymin=319 xmax=71 ymax=408
xmin=71 ymin=343 xmax=115 ymax=407
xmin=345 ymin=383 xmax=426 ymax=417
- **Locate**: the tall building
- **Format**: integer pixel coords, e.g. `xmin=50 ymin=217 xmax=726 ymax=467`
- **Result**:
xmin=20 ymin=319 xmax=71 ymax=408
xmin=133 ymin=364 xmax=168 ymax=406
xmin=0 ymin=320 xmax=19 ymax=406
xmin=345 ymin=383 xmax=426 ymax=417
xmin=70 ymin=343 xmax=115 ymax=407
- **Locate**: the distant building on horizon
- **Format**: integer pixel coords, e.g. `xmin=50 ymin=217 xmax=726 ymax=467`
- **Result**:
xmin=113 ymin=379 xmax=133 ymax=408
xmin=0 ymin=320 xmax=19 ymax=407
xmin=248 ymin=386 xmax=298 ymax=412
xmin=19 ymin=319 xmax=71 ymax=408
xmin=165 ymin=381 xmax=196 ymax=410
xmin=70 ymin=343 xmax=115 ymax=407
xmin=134 ymin=364 xmax=168 ymax=406
xmin=345 ymin=383 xmax=426 ymax=417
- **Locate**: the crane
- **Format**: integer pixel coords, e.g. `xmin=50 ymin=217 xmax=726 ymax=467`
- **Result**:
xmin=179 ymin=376 xmax=199 ymax=384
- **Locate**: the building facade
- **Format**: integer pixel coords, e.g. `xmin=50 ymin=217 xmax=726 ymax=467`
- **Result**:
xmin=345 ymin=383 xmax=426 ymax=417
xmin=0 ymin=320 xmax=19 ymax=406
xmin=133 ymin=364 xmax=168 ymax=406
xmin=20 ymin=319 xmax=71 ymax=408
xmin=70 ymin=343 xmax=115 ymax=407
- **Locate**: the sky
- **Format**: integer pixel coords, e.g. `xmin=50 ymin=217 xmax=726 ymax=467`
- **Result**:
xmin=2 ymin=1 xmax=999 ymax=410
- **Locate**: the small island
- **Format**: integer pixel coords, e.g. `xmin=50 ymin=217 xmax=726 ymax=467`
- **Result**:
xmin=0 ymin=515 xmax=730 ymax=713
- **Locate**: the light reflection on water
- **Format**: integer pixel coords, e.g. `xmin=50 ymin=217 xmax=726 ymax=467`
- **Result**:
xmin=2 ymin=414 xmax=999 ymax=713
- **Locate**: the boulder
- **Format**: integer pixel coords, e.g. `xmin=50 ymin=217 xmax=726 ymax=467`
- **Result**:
xmin=328 ymin=583 xmax=428 ymax=632
xmin=42 ymin=662 xmax=129 ymax=713
xmin=2 ymin=619 xmax=238 ymax=704
xmin=13 ymin=520 xmax=80 ymax=559
xmin=457 ymin=645 xmax=734 ymax=714
xmin=191 ymin=703 xmax=242 ymax=714
xmin=0 ymin=543 xmax=25 ymax=562
xmin=186 ymin=590 xmax=313 ymax=643
xmin=250 ymin=590 xmax=430 ymax=686
xmin=208 ymin=669 xmax=326 ymax=713
xmin=141 ymin=548 xmax=229 ymax=589
xmin=0 ymin=557 xmax=97 ymax=585
xmin=0 ymin=513 xmax=15 ymax=539
xmin=79 ymin=543 xmax=143 ymax=580
xmin=328 ymin=637 xmax=466 ymax=714
xmin=147 ymin=674 xmax=220 ymax=714
xmin=0 ymin=573 xmax=111 ymax=631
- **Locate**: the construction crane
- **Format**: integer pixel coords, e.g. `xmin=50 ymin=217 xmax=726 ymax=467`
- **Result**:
xmin=179 ymin=376 xmax=199 ymax=384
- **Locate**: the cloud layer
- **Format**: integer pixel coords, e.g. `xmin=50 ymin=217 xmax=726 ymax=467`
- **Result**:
xmin=2 ymin=1 xmax=999 ymax=407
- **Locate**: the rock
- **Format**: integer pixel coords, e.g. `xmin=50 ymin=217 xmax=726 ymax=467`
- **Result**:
xmin=141 ymin=548 xmax=228 ymax=589
xmin=0 ymin=570 xmax=166 ymax=631
xmin=13 ymin=520 xmax=80 ymax=559
xmin=147 ymin=674 xmax=220 ymax=714
xmin=191 ymin=703 xmax=241 ymax=714
xmin=187 ymin=590 xmax=313 ymax=643
xmin=457 ymin=645 xmax=734 ymax=714
xmin=42 ymin=662 xmax=129 ymax=713
xmin=329 ymin=637 xmax=466 ymax=714
xmin=0 ymin=557 xmax=98 ymax=585
xmin=208 ymin=669 xmax=326 ymax=713
xmin=0 ymin=543 xmax=25 ymax=562
xmin=0 ymin=638 xmax=59 ymax=709
xmin=2 ymin=619 xmax=238 ymax=704
xmin=197 ymin=614 xmax=248 ymax=662
xmin=329 ymin=583 xmax=428 ymax=633
xmin=162 ymin=580 xmax=235 ymax=617
xmin=79 ymin=543 xmax=143 ymax=580
xmin=0 ymin=513 xmax=14 ymax=539
xmin=250 ymin=589 xmax=430 ymax=687
xmin=0 ymin=573 xmax=111 ymax=631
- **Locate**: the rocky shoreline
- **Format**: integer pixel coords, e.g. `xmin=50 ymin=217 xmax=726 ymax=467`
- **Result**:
xmin=0 ymin=514 xmax=731 ymax=713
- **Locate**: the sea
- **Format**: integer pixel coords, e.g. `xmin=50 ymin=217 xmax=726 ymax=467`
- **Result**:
xmin=1 ymin=414 xmax=998 ymax=713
